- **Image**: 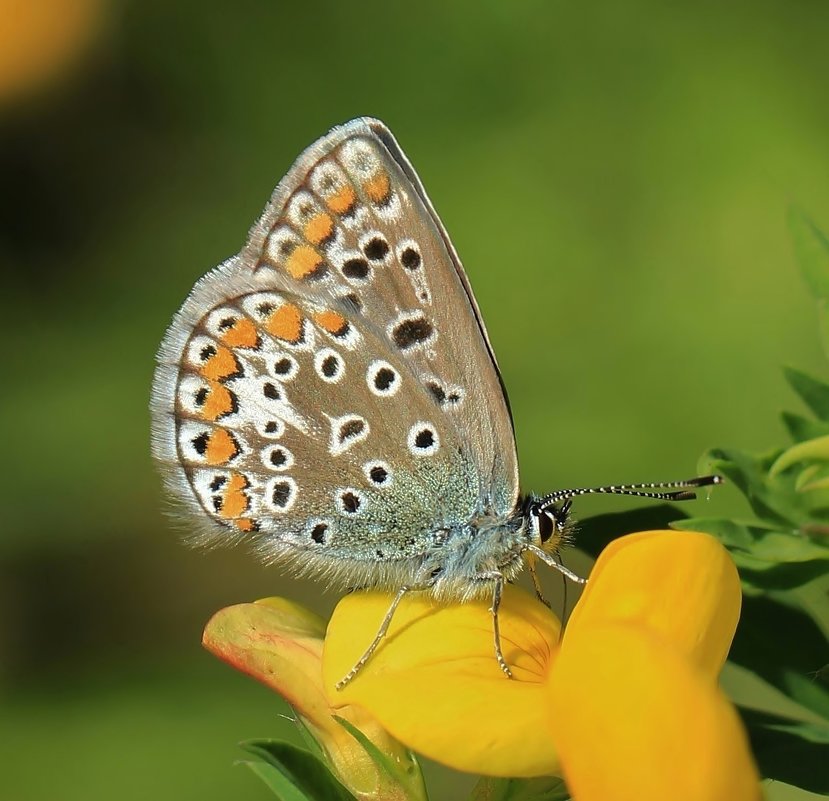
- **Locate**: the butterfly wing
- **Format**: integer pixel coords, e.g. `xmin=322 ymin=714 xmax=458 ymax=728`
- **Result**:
xmin=151 ymin=118 xmax=519 ymax=585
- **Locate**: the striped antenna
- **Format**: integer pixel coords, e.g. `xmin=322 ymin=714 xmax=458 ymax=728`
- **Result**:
xmin=537 ymin=475 xmax=723 ymax=511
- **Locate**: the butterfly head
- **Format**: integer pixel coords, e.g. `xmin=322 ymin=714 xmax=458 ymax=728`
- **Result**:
xmin=523 ymin=495 xmax=573 ymax=555
xmin=519 ymin=475 xmax=724 ymax=558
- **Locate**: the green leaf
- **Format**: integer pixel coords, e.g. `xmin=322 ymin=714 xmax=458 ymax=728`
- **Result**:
xmin=675 ymin=517 xmax=829 ymax=562
xmin=788 ymin=206 xmax=829 ymax=302
xmin=705 ymin=447 xmax=800 ymax=526
xmin=740 ymin=707 xmax=829 ymax=795
xmin=783 ymin=367 xmax=829 ymax=424
xmin=239 ymin=740 xmax=357 ymax=801
xmin=781 ymin=411 xmax=829 ymax=444
xmin=707 ymin=446 xmax=829 ymax=526
xmin=333 ymin=716 xmax=427 ymax=801
xmin=672 ymin=517 xmax=760 ymax=550
xmin=333 ymin=715 xmax=401 ymax=779
xmin=794 ymin=462 xmax=829 ymax=492
xmin=771 ymin=435 xmax=829 ymax=477
xmin=740 ymin=531 xmax=829 ymax=563
xmin=292 ymin=714 xmax=325 ymax=762
xmin=676 ymin=516 xmax=829 ymax=589
xmin=735 ymin=557 xmax=829 ymax=591
xmin=240 ymin=761 xmax=311 ymax=801
xmin=730 ymin=595 xmax=829 ymax=722
xmin=469 ymin=776 xmax=571 ymax=801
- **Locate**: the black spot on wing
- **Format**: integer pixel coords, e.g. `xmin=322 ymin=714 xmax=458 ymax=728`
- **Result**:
xmin=392 ymin=316 xmax=434 ymax=349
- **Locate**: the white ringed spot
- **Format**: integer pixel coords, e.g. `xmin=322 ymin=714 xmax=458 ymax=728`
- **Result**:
xmin=367 ymin=359 xmax=400 ymax=397
xmin=397 ymin=239 xmax=422 ymax=271
xmin=336 ymin=487 xmax=366 ymax=516
xmin=359 ymin=231 xmax=391 ymax=263
xmin=407 ymin=422 xmax=440 ymax=456
xmin=314 ymin=348 xmax=345 ymax=383
xmin=271 ymin=354 xmax=299 ymax=381
xmin=328 ymin=413 xmax=370 ymax=456
xmin=267 ymin=476 xmax=298 ymax=513
xmin=262 ymin=445 xmax=294 ymax=471
xmin=308 ymin=519 xmax=333 ymax=545
xmin=364 ymin=460 xmax=393 ymax=488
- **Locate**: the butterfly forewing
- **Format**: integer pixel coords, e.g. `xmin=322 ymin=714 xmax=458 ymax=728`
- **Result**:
xmin=151 ymin=118 xmax=519 ymax=584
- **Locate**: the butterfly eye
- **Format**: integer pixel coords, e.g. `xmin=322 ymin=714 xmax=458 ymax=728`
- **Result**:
xmin=532 ymin=500 xmax=572 ymax=545
xmin=537 ymin=510 xmax=555 ymax=544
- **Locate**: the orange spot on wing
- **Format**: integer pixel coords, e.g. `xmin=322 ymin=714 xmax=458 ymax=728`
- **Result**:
xmin=201 ymin=346 xmax=240 ymax=381
xmin=204 ymin=428 xmax=239 ymax=465
xmin=314 ymin=309 xmax=349 ymax=337
xmin=304 ymin=212 xmax=334 ymax=245
xmin=202 ymin=382 xmax=235 ymax=421
xmin=220 ymin=318 xmax=259 ymax=349
xmin=265 ymin=303 xmax=303 ymax=343
xmin=285 ymin=244 xmax=325 ymax=279
xmin=364 ymin=171 xmax=391 ymax=205
xmin=236 ymin=517 xmax=257 ymax=532
xmin=220 ymin=472 xmax=249 ymax=519
xmin=326 ymin=184 xmax=357 ymax=215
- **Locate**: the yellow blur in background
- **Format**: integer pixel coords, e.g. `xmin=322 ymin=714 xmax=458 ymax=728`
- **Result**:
xmin=0 ymin=0 xmax=106 ymax=104
xmin=0 ymin=2 xmax=827 ymax=800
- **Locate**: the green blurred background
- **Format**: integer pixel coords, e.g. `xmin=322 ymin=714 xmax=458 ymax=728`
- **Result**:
xmin=1 ymin=1 xmax=827 ymax=799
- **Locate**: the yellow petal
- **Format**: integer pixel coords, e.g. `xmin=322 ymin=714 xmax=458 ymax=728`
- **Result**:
xmin=565 ymin=530 xmax=741 ymax=678
xmin=323 ymin=585 xmax=562 ymax=777
xmin=204 ymin=598 xmax=422 ymax=801
xmin=548 ymin=624 xmax=761 ymax=801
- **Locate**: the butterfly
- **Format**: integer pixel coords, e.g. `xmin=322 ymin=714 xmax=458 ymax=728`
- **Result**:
xmin=150 ymin=118 xmax=719 ymax=687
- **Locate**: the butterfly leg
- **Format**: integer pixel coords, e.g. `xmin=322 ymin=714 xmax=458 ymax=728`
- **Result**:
xmin=527 ymin=558 xmax=552 ymax=609
xmin=525 ymin=543 xmax=587 ymax=585
xmin=477 ymin=570 xmax=513 ymax=679
xmin=335 ymin=582 xmax=428 ymax=691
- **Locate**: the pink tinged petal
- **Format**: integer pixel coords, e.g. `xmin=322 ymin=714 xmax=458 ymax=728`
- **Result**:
xmin=203 ymin=597 xmax=421 ymax=801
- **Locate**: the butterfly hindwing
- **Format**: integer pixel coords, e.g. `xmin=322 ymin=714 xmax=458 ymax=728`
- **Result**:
xmin=151 ymin=118 xmax=519 ymax=585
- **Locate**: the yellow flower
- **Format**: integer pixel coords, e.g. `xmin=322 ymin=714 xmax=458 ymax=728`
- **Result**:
xmin=322 ymin=531 xmax=762 ymax=800
xmin=325 ymin=582 xmax=560 ymax=776
xmin=202 ymin=597 xmax=426 ymax=801
xmin=0 ymin=0 xmax=107 ymax=104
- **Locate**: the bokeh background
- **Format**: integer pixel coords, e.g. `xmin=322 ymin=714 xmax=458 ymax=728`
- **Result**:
xmin=2 ymin=1 xmax=828 ymax=799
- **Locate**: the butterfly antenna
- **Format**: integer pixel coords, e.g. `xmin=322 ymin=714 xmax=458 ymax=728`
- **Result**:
xmin=537 ymin=475 xmax=723 ymax=511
